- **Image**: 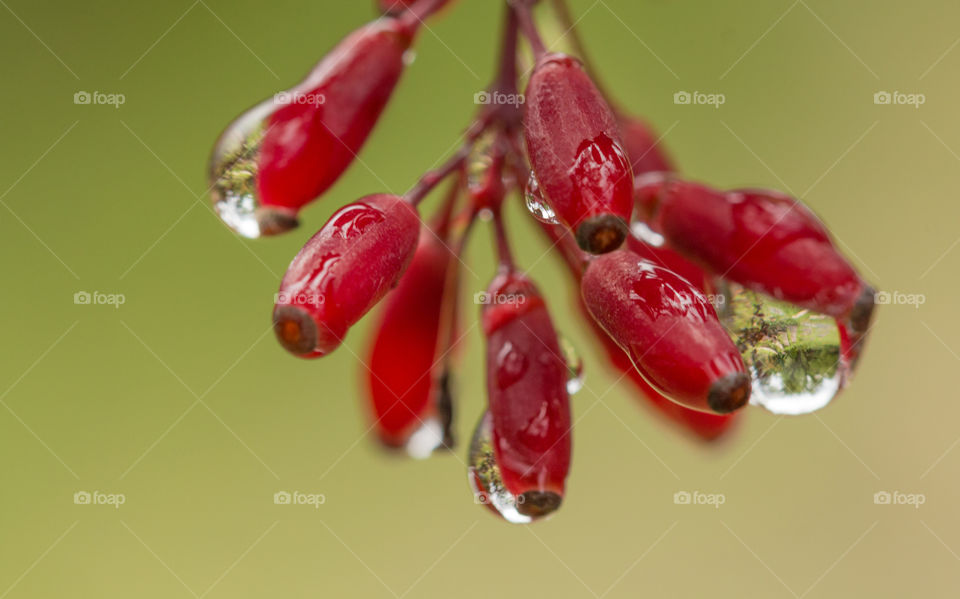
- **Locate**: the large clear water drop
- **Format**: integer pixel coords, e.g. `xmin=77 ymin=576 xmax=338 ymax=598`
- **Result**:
xmin=717 ymin=282 xmax=844 ymax=415
xmin=524 ymin=172 xmax=559 ymax=224
xmin=209 ymin=101 xmax=298 ymax=238
xmin=467 ymin=412 xmax=532 ymax=524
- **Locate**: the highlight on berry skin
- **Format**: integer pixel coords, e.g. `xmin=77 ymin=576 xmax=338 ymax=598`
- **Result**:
xmin=209 ymin=0 xmax=879 ymax=524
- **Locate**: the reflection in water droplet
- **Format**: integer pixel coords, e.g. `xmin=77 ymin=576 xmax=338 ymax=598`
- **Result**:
xmin=525 ymin=172 xmax=559 ymax=224
xmin=717 ymin=282 xmax=844 ymax=415
xmin=209 ymin=101 xmax=272 ymax=238
xmin=467 ymin=412 xmax=532 ymax=524
xmin=466 ymin=131 xmax=495 ymax=192
xmin=402 ymin=49 xmax=417 ymax=66
xmin=558 ymin=334 xmax=584 ymax=394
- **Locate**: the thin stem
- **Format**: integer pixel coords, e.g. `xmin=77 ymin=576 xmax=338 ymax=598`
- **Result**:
xmin=405 ymin=145 xmax=470 ymax=206
xmin=430 ymin=175 xmax=463 ymax=237
xmin=494 ymin=5 xmax=520 ymax=96
xmin=492 ymin=208 xmax=516 ymax=270
xmin=511 ymin=1 xmax=547 ymax=59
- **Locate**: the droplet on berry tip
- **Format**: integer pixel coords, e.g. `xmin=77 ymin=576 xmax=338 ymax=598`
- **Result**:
xmin=717 ymin=282 xmax=844 ymax=415
xmin=524 ymin=172 xmax=559 ymax=224
xmin=468 ymin=412 xmax=560 ymax=524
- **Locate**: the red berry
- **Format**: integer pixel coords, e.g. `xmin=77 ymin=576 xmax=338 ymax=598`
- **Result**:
xmin=645 ymin=180 xmax=874 ymax=329
xmin=617 ymin=113 xmax=674 ymax=175
xmin=273 ymin=194 xmax=420 ymax=358
xmin=210 ymin=19 xmax=415 ymax=238
xmin=366 ymin=229 xmax=453 ymax=450
xmin=481 ymin=270 xmax=571 ymax=517
xmin=523 ymin=53 xmax=633 ymax=254
xmin=581 ymin=249 xmax=751 ymax=414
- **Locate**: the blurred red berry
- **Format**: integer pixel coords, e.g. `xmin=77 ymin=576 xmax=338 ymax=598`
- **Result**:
xmin=617 ymin=113 xmax=674 ymax=176
xmin=366 ymin=228 xmax=454 ymax=451
xmin=523 ymin=53 xmax=633 ymax=254
xmin=273 ymin=194 xmax=420 ymax=358
xmin=644 ymin=180 xmax=875 ymax=333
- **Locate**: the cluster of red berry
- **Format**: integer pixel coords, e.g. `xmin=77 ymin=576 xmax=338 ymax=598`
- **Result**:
xmin=208 ymin=0 xmax=875 ymax=523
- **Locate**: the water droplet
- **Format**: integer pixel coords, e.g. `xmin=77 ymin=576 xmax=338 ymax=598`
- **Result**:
xmin=495 ymin=342 xmax=528 ymax=390
xmin=209 ymin=102 xmax=272 ymax=238
xmin=477 ymin=208 xmax=494 ymax=222
xmin=525 ymin=172 xmax=559 ymax=224
xmin=466 ymin=131 xmax=495 ymax=191
xmin=209 ymin=100 xmax=299 ymax=238
xmin=558 ymin=334 xmax=584 ymax=394
xmin=402 ymin=49 xmax=417 ymax=66
xmin=630 ymin=221 xmax=665 ymax=247
xmin=717 ymin=282 xmax=844 ymax=415
xmin=467 ymin=412 xmax=532 ymax=524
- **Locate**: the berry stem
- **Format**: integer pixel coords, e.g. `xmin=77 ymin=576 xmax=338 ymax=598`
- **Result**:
xmin=494 ymin=5 xmax=521 ymax=98
xmin=511 ymin=1 xmax=548 ymax=59
xmin=492 ymin=208 xmax=517 ymax=271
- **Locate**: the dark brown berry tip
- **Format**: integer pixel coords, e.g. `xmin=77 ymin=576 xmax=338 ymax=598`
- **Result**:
xmin=576 ymin=214 xmax=628 ymax=255
xmin=273 ymin=305 xmax=317 ymax=356
xmin=256 ymin=207 xmax=300 ymax=237
xmin=517 ymin=490 xmax=563 ymax=519
xmin=848 ymin=284 xmax=877 ymax=335
xmin=707 ymin=372 xmax=751 ymax=414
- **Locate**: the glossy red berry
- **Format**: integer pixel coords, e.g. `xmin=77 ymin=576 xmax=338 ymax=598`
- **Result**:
xmin=523 ymin=53 xmax=633 ymax=254
xmin=210 ymin=18 xmax=416 ymax=238
xmin=366 ymin=228 xmax=454 ymax=451
xmin=273 ymin=194 xmax=420 ymax=358
xmin=581 ymin=249 xmax=751 ymax=414
xmin=643 ymin=180 xmax=875 ymax=332
xmin=480 ymin=270 xmax=571 ymax=517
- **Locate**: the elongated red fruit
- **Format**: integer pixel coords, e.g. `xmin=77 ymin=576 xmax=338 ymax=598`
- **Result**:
xmin=644 ymin=181 xmax=875 ymax=332
xmin=582 ymin=250 xmax=751 ymax=414
xmin=537 ymin=220 xmax=736 ymax=437
xmin=210 ymin=17 xmax=418 ymax=238
xmin=482 ymin=270 xmax=571 ymax=517
xmin=274 ymin=194 xmax=420 ymax=358
xmin=617 ymin=113 xmax=674 ymax=175
xmin=523 ymin=53 xmax=633 ymax=254
xmin=366 ymin=229 xmax=453 ymax=448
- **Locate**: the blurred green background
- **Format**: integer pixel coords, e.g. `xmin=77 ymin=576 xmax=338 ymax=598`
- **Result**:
xmin=0 ymin=0 xmax=957 ymax=596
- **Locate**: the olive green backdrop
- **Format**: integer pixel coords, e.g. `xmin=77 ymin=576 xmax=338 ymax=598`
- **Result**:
xmin=0 ymin=0 xmax=956 ymax=596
